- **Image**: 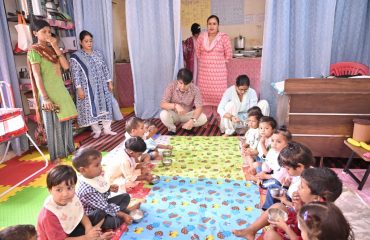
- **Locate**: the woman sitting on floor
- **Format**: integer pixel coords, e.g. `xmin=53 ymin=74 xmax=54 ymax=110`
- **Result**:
xmin=217 ymin=75 xmax=269 ymax=136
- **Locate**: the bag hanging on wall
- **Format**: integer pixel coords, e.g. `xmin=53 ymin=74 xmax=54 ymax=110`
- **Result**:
xmin=14 ymin=14 xmax=33 ymax=51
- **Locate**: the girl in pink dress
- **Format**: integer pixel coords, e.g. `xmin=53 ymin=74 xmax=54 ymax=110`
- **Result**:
xmin=196 ymin=15 xmax=232 ymax=106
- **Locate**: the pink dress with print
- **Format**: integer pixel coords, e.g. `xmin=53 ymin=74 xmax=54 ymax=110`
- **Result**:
xmin=196 ymin=32 xmax=232 ymax=106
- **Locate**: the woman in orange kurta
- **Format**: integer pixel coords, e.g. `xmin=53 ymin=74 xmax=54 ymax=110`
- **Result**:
xmin=196 ymin=15 xmax=232 ymax=106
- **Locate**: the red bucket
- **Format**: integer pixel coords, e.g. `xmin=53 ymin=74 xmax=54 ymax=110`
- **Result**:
xmin=0 ymin=108 xmax=28 ymax=143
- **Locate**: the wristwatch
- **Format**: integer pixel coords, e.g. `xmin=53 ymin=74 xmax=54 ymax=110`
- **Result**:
xmin=191 ymin=118 xmax=196 ymax=123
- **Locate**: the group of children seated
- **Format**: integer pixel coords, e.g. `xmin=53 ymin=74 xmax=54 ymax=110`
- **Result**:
xmin=0 ymin=108 xmax=355 ymax=240
xmin=232 ymin=106 xmax=354 ymax=239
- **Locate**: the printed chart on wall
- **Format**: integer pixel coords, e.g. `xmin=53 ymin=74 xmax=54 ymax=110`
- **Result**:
xmin=181 ymin=0 xmax=211 ymax=30
xmin=211 ymin=0 xmax=244 ymax=25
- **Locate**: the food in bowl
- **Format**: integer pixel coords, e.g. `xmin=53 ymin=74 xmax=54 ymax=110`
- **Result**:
xmin=270 ymin=187 xmax=286 ymax=198
xmin=162 ymin=150 xmax=172 ymax=158
xmin=267 ymin=208 xmax=288 ymax=222
xmin=151 ymin=175 xmax=160 ymax=184
xmin=130 ymin=209 xmax=144 ymax=223
xmin=162 ymin=158 xmax=172 ymax=166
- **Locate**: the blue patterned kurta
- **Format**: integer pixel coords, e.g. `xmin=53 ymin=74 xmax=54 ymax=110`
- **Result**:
xmin=70 ymin=50 xmax=113 ymax=127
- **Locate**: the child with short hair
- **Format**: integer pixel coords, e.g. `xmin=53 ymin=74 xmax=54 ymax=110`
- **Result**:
xmin=104 ymin=137 xmax=153 ymax=193
xmin=124 ymin=117 xmax=145 ymax=143
xmin=233 ymin=167 xmax=343 ymax=240
xmin=297 ymin=202 xmax=354 ymax=240
xmin=0 ymin=224 xmax=37 ymax=240
xmin=244 ymin=116 xmax=277 ymax=177
xmin=257 ymin=126 xmax=292 ymax=190
xmin=143 ymin=119 xmax=173 ymax=160
xmin=37 ymin=165 xmax=112 ymax=240
xmin=241 ymin=109 xmax=263 ymax=155
xmin=73 ymin=148 xmax=139 ymax=230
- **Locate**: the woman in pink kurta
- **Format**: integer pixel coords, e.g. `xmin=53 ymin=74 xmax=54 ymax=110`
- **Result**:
xmin=196 ymin=15 xmax=232 ymax=106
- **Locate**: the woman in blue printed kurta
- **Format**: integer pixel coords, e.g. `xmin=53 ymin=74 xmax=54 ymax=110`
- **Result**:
xmin=70 ymin=30 xmax=117 ymax=138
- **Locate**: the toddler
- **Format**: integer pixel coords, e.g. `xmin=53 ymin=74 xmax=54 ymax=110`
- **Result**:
xmin=143 ymin=119 xmax=173 ymax=160
xmin=241 ymin=108 xmax=263 ymax=156
xmin=233 ymin=167 xmax=343 ymax=240
xmin=244 ymin=116 xmax=277 ymax=177
xmin=0 ymin=224 xmax=36 ymax=240
xmin=73 ymin=148 xmax=139 ymax=230
xmin=257 ymin=126 xmax=292 ymax=189
xmin=298 ymin=202 xmax=354 ymax=240
xmin=104 ymin=137 xmax=153 ymax=193
xmin=37 ymin=165 xmax=113 ymax=240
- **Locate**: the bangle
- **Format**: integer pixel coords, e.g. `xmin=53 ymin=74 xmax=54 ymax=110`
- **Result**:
xmin=42 ymin=96 xmax=50 ymax=101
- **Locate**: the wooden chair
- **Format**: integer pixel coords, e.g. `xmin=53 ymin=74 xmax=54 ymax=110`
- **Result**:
xmin=330 ymin=62 xmax=369 ymax=77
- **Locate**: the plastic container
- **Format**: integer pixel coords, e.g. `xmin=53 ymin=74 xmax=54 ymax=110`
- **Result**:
xmin=353 ymin=119 xmax=370 ymax=142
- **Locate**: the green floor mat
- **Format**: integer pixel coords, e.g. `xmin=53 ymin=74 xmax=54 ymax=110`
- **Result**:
xmin=154 ymin=136 xmax=244 ymax=180
xmin=0 ymin=186 xmax=49 ymax=227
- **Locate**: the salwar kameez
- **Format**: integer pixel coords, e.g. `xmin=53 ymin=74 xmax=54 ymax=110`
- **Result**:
xmin=28 ymin=46 xmax=77 ymax=161
xmin=70 ymin=50 xmax=118 ymax=136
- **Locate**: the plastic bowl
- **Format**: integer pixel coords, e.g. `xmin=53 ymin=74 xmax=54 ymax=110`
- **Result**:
xmin=270 ymin=187 xmax=286 ymax=198
xmin=151 ymin=175 xmax=160 ymax=184
xmin=267 ymin=208 xmax=288 ymax=222
xmin=130 ymin=209 xmax=144 ymax=223
xmin=162 ymin=150 xmax=172 ymax=158
xmin=162 ymin=158 xmax=172 ymax=166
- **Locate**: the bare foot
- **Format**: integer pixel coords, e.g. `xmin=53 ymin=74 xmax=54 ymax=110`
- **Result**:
xmin=232 ymin=228 xmax=256 ymax=240
xmin=121 ymin=212 xmax=133 ymax=225
xmin=52 ymin=158 xmax=62 ymax=165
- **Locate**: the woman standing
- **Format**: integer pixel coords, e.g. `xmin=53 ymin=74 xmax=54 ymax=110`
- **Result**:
xmin=28 ymin=20 xmax=77 ymax=162
xmin=70 ymin=30 xmax=118 ymax=138
xmin=183 ymin=23 xmax=201 ymax=83
xmin=196 ymin=15 xmax=232 ymax=107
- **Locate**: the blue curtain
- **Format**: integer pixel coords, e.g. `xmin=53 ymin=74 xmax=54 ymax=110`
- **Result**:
xmin=126 ymin=0 xmax=182 ymax=118
xmin=331 ymin=0 xmax=370 ymax=67
xmin=72 ymin=0 xmax=113 ymax=76
xmin=0 ymin=1 xmax=28 ymax=155
xmin=260 ymin=0 xmax=337 ymax=116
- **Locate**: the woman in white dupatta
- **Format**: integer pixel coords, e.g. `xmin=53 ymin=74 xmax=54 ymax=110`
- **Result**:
xmin=217 ymin=75 xmax=261 ymax=136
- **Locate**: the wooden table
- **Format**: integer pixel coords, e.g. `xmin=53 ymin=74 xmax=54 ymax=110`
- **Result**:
xmin=343 ymin=140 xmax=370 ymax=190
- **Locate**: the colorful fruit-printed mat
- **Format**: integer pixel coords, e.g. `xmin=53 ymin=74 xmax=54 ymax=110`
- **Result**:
xmin=121 ymin=137 xmax=261 ymax=239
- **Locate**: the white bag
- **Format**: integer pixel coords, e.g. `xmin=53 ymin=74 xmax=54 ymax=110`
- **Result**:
xmin=14 ymin=14 xmax=33 ymax=51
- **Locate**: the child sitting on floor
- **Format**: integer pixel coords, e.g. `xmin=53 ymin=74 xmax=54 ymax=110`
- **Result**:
xmin=124 ymin=116 xmax=158 ymax=162
xmin=233 ymin=167 xmax=343 ymax=240
xmin=73 ymin=148 xmax=140 ymax=230
xmin=256 ymin=126 xmax=292 ymax=188
xmin=243 ymin=116 xmax=277 ymax=177
xmin=104 ymin=137 xmax=154 ymax=194
xmin=297 ymin=202 xmax=354 ymax=240
xmin=261 ymin=141 xmax=314 ymax=210
xmin=144 ymin=119 xmax=173 ymax=160
xmin=37 ymin=165 xmax=113 ymax=240
xmin=0 ymin=224 xmax=37 ymax=240
xmin=241 ymin=108 xmax=263 ymax=163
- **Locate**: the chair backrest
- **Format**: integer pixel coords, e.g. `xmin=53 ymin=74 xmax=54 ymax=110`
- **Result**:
xmin=330 ymin=62 xmax=369 ymax=77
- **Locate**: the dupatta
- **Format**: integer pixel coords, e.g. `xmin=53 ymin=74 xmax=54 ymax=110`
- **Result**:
xmin=27 ymin=44 xmax=59 ymax=145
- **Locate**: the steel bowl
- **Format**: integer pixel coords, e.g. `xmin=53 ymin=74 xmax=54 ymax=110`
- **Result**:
xmin=130 ymin=209 xmax=144 ymax=223
xmin=162 ymin=158 xmax=172 ymax=166
xmin=269 ymin=187 xmax=286 ymax=198
xmin=267 ymin=208 xmax=288 ymax=222
xmin=151 ymin=175 xmax=160 ymax=184
xmin=162 ymin=150 xmax=172 ymax=158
